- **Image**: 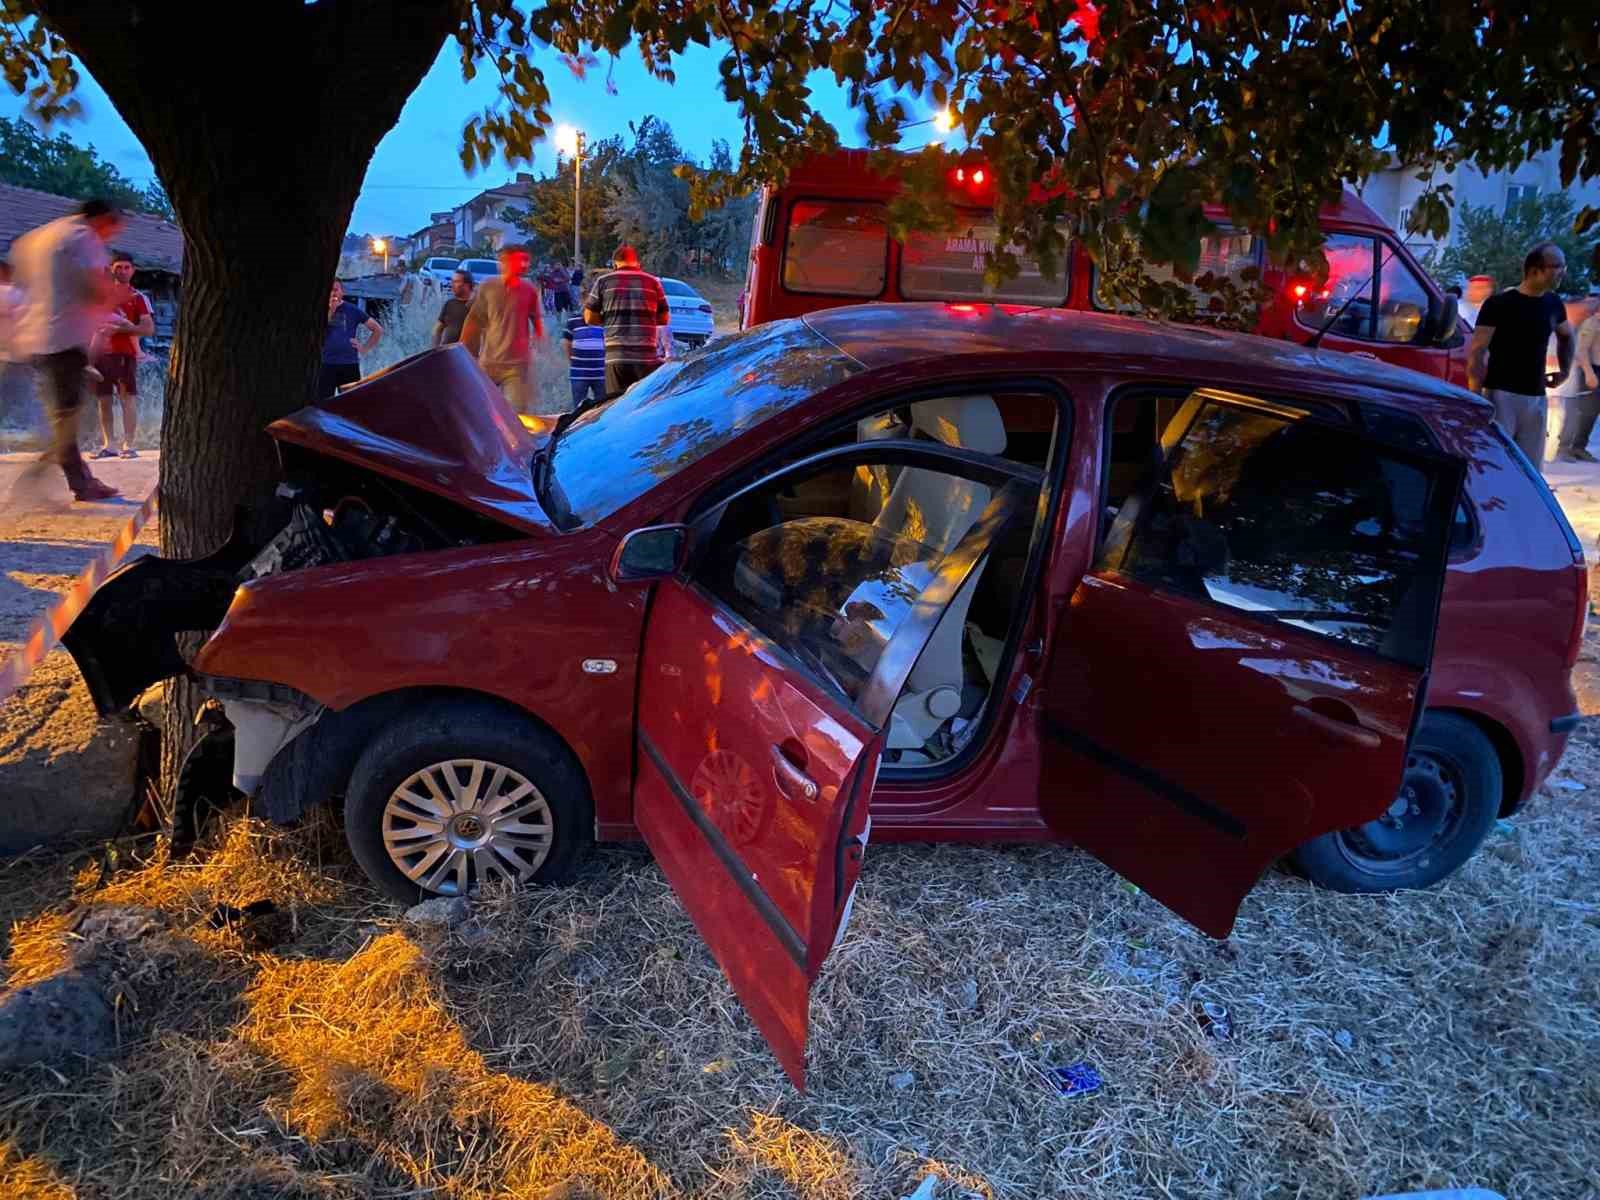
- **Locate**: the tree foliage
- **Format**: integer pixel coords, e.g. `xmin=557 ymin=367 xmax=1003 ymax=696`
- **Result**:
xmin=1426 ymin=195 xmax=1599 ymax=296
xmin=0 ymin=114 xmax=172 ymax=218
xmin=504 ymin=118 xmax=754 ymax=274
xmin=6 ymin=2 xmax=1599 ymax=307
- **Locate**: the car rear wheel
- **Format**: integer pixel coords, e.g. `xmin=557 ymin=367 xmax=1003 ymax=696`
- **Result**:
xmin=1290 ymin=712 xmax=1501 ymax=894
xmin=344 ymin=699 xmax=591 ymax=903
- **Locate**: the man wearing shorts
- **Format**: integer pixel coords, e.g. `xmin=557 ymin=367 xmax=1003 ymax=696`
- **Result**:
xmin=91 ymin=250 xmax=154 ymax=459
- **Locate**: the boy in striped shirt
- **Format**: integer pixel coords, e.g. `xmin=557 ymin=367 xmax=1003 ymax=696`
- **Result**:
xmin=563 ymin=308 xmax=606 ymax=412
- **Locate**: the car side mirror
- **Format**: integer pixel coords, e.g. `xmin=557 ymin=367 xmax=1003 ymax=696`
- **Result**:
xmin=609 ymin=524 xmax=688 ymax=584
xmin=1425 ymin=294 xmax=1459 ymax=346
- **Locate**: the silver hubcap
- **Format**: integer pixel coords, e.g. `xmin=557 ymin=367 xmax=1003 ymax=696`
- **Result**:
xmin=382 ymin=758 xmax=554 ymax=895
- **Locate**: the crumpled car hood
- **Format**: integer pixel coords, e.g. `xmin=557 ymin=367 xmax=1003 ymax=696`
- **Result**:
xmin=268 ymin=344 xmax=556 ymax=534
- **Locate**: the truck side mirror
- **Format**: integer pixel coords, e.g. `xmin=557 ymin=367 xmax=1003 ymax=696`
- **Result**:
xmin=1426 ymin=294 xmax=1459 ymax=345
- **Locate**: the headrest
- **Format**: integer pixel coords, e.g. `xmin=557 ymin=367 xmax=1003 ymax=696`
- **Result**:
xmin=910 ymin=394 xmax=1007 ymax=456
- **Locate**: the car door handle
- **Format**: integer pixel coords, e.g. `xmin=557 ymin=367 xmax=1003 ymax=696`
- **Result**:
xmin=1291 ymin=704 xmax=1381 ymax=749
xmin=771 ymin=744 xmax=819 ymax=802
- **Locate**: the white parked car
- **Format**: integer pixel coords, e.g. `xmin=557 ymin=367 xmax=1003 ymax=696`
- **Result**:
xmin=459 ymin=258 xmax=500 ymax=288
xmin=419 ymin=256 xmax=460 ymax=286
xmin=658 ymin=277 xmax=715 ymax=347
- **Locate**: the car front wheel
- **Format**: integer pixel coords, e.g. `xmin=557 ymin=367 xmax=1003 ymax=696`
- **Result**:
xmin=1290 ymin=712 xmax=1501 ymax=894
xmin=344 ymin=699 xmax=591 ymax=903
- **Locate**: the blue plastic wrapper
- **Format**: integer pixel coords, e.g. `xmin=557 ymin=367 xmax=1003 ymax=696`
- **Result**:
xmin=1040 ymin=1061 xmax=1102 ymax=1098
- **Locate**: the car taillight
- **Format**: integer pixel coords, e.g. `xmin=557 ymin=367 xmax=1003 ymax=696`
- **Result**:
xmin=697 ymin=303 xmax=712 ymax=313
xmin=1567 ymin=563 xmax=1589 ymax=669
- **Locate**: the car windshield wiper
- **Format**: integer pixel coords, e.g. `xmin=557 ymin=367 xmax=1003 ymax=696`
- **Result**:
xmin=530 ymin=426 xmax=578 ymax=531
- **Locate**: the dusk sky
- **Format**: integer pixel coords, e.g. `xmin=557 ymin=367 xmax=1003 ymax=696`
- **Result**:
xmin=2 ymin=42 xmax=893 ymax=238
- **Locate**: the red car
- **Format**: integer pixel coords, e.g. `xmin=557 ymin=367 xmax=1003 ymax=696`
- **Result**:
xmin=65 ymin=304 xmax=1583 ymax=1087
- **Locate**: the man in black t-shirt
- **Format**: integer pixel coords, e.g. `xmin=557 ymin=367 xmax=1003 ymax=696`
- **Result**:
xmin=433 ymin=270 xmax=475 ymax=347
xmin=1468 ymin=241 xmax=1575 ymax=466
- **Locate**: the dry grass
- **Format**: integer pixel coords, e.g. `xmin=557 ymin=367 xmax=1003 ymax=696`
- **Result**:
xmin=1 ymin=711 xmax=1598 ymax=1197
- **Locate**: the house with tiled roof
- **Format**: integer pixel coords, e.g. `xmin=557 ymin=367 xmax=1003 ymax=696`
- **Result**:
xmin=0 ymin=182 xmax=185 ymax=341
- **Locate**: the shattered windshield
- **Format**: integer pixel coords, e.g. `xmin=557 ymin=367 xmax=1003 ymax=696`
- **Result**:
xmin=546 ymin=319 xmax=860 ymax=528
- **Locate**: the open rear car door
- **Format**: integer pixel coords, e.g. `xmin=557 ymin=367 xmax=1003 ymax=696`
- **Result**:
xmin=1040 ymin=389 xmax=1466 ymax=938
xmin=631 ymin=444 xmax=1039 ymax=1086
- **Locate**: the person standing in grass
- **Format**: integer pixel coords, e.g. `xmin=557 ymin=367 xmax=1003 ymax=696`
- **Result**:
xmin=90 ymin=250 xmax=154 ymax=460
xmin=462 ymin=246 xmax=544 ymax=413
xmin=563 ymin=305 xmax=606 ymax=412
xmin=320 ymin=280 xmax=383 ymax=400
xmin=433 ymin=270 xmax=475 ymax=346
xmin=584 ymin=244 xmax=669 ymax=400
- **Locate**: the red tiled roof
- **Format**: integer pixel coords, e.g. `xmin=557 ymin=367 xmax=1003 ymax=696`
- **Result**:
xmin=0 ymin=182 xmax=184 ymax=274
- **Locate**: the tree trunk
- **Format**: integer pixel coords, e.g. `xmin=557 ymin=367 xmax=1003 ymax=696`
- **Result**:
xmin=32 ymin=1 xmax=460 ymax=790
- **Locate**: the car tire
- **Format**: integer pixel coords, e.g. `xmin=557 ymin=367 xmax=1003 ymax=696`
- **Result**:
xmin=1290 ymin=712 xmax=1501 ymax=894
xmin=344 ymin=698 xmax=592 ymax=903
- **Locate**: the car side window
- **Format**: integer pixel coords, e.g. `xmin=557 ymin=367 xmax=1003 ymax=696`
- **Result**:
xmin=1098 ymin=395 xmax=1451 ymax=666
xmin=1376 ymin=250 xmax=1430 ymax=344
xmin=1294 ymin=233 xmax=1376 ymax=339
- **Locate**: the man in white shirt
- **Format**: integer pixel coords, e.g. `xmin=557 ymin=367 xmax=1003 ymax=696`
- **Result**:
xmin=10 ymin=198 xmax=125 ymax=501
xmin=1554 ymin=293 xmax=1600 ymax=462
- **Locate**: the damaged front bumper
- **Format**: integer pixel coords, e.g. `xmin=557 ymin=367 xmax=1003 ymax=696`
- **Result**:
xmin=193 ymin=675 xmax=325 ymax=796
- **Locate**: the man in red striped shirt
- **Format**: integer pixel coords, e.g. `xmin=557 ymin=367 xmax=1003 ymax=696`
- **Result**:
xmin=583 ymin=244 xmax=669 ymax=399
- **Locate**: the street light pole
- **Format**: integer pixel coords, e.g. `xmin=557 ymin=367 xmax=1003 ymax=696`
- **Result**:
xmin=557 ymin=125 xmax=584 ymax=269
xmin=573 ymin=131 xmax=584 ymax=267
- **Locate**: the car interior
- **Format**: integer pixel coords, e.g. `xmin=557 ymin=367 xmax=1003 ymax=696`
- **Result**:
xmin=692 ymin=391 xmax=1059 ymax=769
xmin=1098 ymin=389 xmax=1446 ymax=667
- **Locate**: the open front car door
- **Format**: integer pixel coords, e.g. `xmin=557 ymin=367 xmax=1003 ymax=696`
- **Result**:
xmin=632 ymin=443 xmax=1040 ymax=1086
xmin=1041 ymin=389 xmax=1466 ymax=938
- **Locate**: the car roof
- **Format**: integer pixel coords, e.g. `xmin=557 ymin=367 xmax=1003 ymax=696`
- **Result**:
xmin=803 ymin=303 xmax=1490 ymax=418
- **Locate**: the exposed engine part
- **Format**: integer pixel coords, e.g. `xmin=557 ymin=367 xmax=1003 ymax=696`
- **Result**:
xmin=240 ymin=504 xmax=352 ymax=581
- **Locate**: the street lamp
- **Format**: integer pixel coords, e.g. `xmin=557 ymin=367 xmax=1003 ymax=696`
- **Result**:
xmin=371 ymin=237 xmax=388 ymax=273
xmin=555 ymin=124 xmax=584 ymax=266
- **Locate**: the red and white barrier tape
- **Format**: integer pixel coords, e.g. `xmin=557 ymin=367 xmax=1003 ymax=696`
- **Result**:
xmin=0 ymin=487 xmax=159 ymax=705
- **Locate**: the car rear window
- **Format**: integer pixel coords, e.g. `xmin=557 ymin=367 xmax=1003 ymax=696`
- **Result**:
xmin=782 ymin=200 xmax=889 ymax=298
xmin=547 ymin=319 xmax=861 ymax=527
xmin=900 ymin=216 xmax=1068 ymax=304
xmin=461 ymin=259 xmax=497 ymax=274
xmin=660 ymin=279 xmax=697 ymax=297
xmin=427 ymin=258 xmax=458 ymax=269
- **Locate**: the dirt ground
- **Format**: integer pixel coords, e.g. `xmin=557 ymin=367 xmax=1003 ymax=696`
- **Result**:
xmin=1 ymin=454 xmax=1598 ymax=1198
xmin=0 ymin=451 xmax=161 ymax=850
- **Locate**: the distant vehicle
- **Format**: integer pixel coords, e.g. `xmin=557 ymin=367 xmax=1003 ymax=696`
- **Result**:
xmin=743 ymin=149 xmax=1469 ymax=386
xmin=420 ymin=256 xmax=460 ymax=286
xmin=658 ymin=277 xmax=715 ymax=346
xmin=459 ymin=258 xmax=499 ymax=287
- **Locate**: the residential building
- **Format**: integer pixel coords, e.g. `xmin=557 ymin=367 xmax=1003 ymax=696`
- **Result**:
xmin=0 ymin=181 xmax=185 ymax=343
xmin=451 ymin=174 xmax=535 ymax=251
xmin=1361 ymin=147 xmax=1600 ymax=262
xmin=410 ymin=212 xmax=456 ymax=254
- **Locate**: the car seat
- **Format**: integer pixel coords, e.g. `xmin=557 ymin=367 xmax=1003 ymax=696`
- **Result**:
xmin=873 ymin=395 xmax=1008 ymax=753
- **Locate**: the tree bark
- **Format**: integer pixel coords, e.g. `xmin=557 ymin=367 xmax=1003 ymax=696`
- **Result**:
xmin=31 ymin=1 xmax=461 ymax=789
